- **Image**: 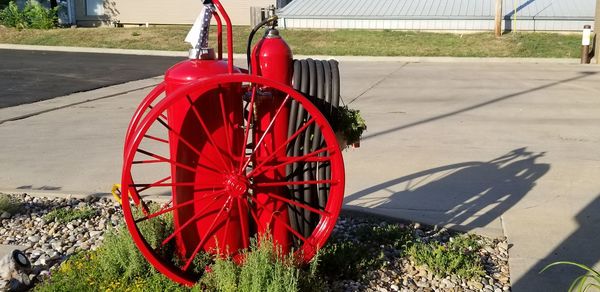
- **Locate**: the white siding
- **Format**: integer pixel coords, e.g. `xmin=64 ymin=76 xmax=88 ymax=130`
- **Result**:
xmin=281 ymin=17 xmax=592 ymax=32
xmin=77 ymin=0 xmax=276 ymax=26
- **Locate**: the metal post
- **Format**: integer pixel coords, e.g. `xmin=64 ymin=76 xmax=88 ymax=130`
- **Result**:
xmin=594 ymin=0 xmax=600 ymax=64
xmin=582 ymin=25 xmax=592 ymax=64
xmin=495 ymin=0 xmax=503 ymax=37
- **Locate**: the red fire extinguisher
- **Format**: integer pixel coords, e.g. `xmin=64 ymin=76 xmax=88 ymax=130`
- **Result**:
xmin=251 ymin=28 xmax=294 ymax=253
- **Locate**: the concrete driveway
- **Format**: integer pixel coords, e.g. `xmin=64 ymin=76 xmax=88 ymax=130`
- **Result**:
xmin=0 ymin=59 xmax=599 ymax=291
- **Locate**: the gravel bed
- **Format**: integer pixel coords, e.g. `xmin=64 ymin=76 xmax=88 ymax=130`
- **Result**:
xmin=0 ymin=193 xmax=121 ymax=290
xmin=328 ymin=217 xmax=511 ymax=292
xmin=0 ymin=193 xmax=511 ymax=291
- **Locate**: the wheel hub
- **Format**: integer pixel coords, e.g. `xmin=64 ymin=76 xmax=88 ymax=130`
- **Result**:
xmin=225 ymin=174 xmax=249 ymax=198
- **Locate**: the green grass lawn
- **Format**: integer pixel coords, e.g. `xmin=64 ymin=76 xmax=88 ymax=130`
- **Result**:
xmin=0 ymin=26 xmax=582 ymax=58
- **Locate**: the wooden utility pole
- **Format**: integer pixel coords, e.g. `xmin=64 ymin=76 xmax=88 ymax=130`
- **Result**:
xmin=495 ymin=0 xmax=503 ymax=37
xmin=594 ymin=0 xmax=600 ymax=64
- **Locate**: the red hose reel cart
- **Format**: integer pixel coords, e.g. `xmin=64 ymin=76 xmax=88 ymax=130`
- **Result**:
xmin=121 ymin=1 xmax=348 ymax=286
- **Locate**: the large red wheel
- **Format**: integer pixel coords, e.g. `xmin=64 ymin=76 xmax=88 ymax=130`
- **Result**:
xmin=121 ymin=74 xmax=345 ymax=286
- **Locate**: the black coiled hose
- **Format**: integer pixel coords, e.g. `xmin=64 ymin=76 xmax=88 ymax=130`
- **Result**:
xmin=287 ymin=59 xmax=341 ymax=242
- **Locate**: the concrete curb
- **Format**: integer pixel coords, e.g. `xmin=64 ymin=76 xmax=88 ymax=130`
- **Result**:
xmin=0 ymin=43 xmax=583 ymax=64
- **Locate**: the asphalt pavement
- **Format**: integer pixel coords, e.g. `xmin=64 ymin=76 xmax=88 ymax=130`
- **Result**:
xmin=0 ymin=49 xmax=183 ymax=108
xmin=1 ymin=50 xmax=600 ymax=291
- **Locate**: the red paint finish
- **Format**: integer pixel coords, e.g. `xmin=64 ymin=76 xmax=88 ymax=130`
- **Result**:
xmin=122 ymin=74 xmax=345 ymax=286
xmin=164 ymin=59 xmax=246 ymax=260
xmin=251 ymin=33 xmax=294 ymax=253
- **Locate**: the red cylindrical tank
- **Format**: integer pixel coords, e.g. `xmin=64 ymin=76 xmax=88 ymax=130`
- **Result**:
xmin=164 ymin=53 xmax=246 ymax=260
xmin=251 ymin=29 xmax=293 ymax=83
xmin=251 ymin=29 xmax=294 ymax=252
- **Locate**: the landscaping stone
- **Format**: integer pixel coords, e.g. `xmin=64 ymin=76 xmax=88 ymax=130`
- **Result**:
xmin=0 ymin=193 xmax=512 ymax=291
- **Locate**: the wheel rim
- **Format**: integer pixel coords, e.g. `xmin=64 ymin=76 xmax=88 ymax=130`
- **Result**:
xmin=121 ymin=74 xmax=345 ymax=286
xmin=124 ymin=82 xmax=167 ymax=151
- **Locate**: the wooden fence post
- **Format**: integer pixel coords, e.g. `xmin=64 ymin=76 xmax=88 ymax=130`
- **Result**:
xmin=495 ymin=0 xmax=503 ymax=37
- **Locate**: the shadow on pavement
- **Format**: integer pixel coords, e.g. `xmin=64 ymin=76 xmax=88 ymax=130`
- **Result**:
xmin=344 ymin=148 xmax=550 ymax=233
xmin=513 ymin=194 xmax=600 ymax=291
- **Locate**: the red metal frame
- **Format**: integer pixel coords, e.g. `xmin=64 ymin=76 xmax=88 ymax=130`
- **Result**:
xmin=122 ymin=74 xmax=345 ymax=286
xmin=121 ymin=0 xmax=345 ymax=286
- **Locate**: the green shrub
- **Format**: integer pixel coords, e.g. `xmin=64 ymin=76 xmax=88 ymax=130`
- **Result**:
xmin=0 ymin=2 xmax=28 ymax=28
xmin=23 ymin=1 xmax=57 ymax=29
xmin=318 ymin=240 xmax=379 ymax=280
xmin=44 ymin=207 xmax=96 ymax=224
xmin=408 ymin=234 xmax=485 ymax=279
xmin=0 ymin=194 xmax=21 ymax=214
xmin=0 ymin=1 xmax=57 ymax=29
xmin=201 ymin=235 xmax=317 ymax=292
xmin=319 ymin=223 xmax=413 ymax=280
xmin=35 ymin=208 xmax=186 ymax=292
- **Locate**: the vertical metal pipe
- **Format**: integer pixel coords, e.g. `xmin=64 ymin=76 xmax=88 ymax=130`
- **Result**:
xmin=594 ymin=0 xmax=600 ymax=64
xmin=582 ymin=25 xmax=592 ymax=64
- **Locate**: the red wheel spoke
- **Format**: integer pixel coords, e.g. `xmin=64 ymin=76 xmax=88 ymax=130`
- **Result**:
xmin=254 ymin=179 xmax=336 ymax=188
xmin=236 ymin=197 xmax=250 ymax=249
xmin=136 ymin=149 xmax=197 ymax=173
xmin=243 ymin=117 xmax=316 ymax=176
xmin=238 ymin=86 xmax=257 ymax=171
xmin=222 ymin=205 xmax=232 ymax=251
xmin=239 ymin=95 xmax=291 ymax=173
xmin=144 ymin=134 xmax=169 ymax=144
xmin=133 ymin=159 xmax=163 ymax=164
xmin=161 ymin=200 xmax=173 ymax=209
xmin=183 ymin=197 xmax=232 ymax=271
xmin=242 ymin=199 xmax=266 ymax=231
xmin=261 ymin=193 xmax=329 ymax=217
xmin=133 ymin=192 xmax=224 ymax=224
xmin=131 ymin=182 xmax=224 ymax=189
xmin=218 ymin=87 xmax=234 ymax=168
xmin=155 ymin=117 xmax=226 ymax=174
xmin=186 ymin=95 xmax=232 ymax=172
xmin=249 ymin=146 xmax=333 ymax=178
xmin=254 ymin=200 xmax=309 ymax=243
xmin=161 ymin=197 xmax=222 ymax=246
xmin=147 ymin=105 xmax=169 ymax=121
xmin=135 ymin=176 xmax=171 ymax=193
xmin=135 ymin=199 xmax=195 ymax=223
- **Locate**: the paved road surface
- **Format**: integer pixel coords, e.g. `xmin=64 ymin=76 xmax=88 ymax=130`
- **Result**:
xmin=0 ymin=49 xmax=183 ymax=108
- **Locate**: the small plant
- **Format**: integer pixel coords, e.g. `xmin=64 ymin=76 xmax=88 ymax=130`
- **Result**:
xmin=332 ymin=105 xmax=367 ymax=147
xmin=23 ymin=1 xmax=58 ymax=29
xmin=355 ymin=223 xmax=414 ymax=250
xmin=0 ymin=194 xmax=20 ymax=214
xmin=131 ymin=31 xmax=141 ymax=36
xmin=408 ymin=234 xmax=485 ymax=279
xmin=35 ymin=208 xmax=186 ymax=292
xmin=541 ymin=261 xmax=600 ymax=292
xmin=318 ymin=240 xmax=378 ymax=280
xmin=0 ymin=2 xmax=27 ymax=28
xmin=0 ymin=1 xmax=57 ymax=29
xmin=319 ymin=223 xmax=413 ymax=280
xmin=201 ymin=234 xmax=314 ymax=292
xmin=43 ymin=207 xmax=96 ymax=224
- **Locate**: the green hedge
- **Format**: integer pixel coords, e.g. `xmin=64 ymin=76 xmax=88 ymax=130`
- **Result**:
xmin=0 ymin=1 xmax=58 ymax=29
